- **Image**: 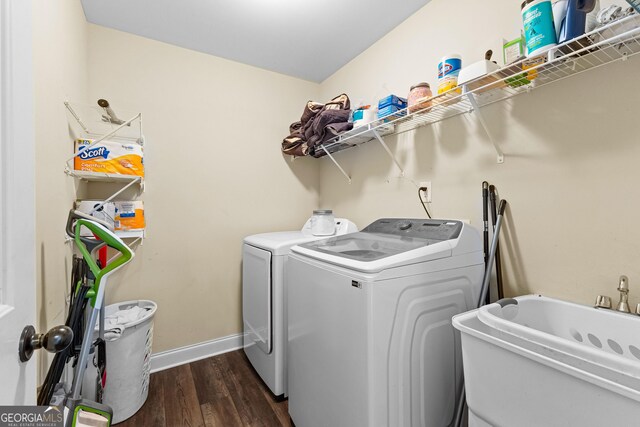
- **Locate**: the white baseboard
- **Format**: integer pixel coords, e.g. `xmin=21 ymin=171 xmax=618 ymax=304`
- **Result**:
xmin=150 ymin=333 xmax=244 ymax=373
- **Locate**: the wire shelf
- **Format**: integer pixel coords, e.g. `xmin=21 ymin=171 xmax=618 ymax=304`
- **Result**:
xmin=64 ymin=100 xmax=145 ymax=190
xmin=66 ymin=170 xmax=143 ymax=184
xmin=115 ymin=229 xmax=145 ymax=239
xmin=65 ymin=101 xmax=143 ymax=144
xmin=315 ymin=13 xmax=640 ymax=160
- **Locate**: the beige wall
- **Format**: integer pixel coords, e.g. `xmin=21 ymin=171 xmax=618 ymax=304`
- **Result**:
xmin=33 ymin=0 xmax=89 ymax=379
xmin=34 ymin=0 xmax=639 ymax=360
xmin=319 ymin=0 xmax=640 ymax=308
xmin=85 ymin=25 xmax=320 ymax=352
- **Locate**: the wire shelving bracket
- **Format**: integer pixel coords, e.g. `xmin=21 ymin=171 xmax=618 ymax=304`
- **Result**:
xmin=320 ymin=144 xmax=351 ymax=183
xmin=465 ymin=90 xmax=504 ymax=164
xmin=372 ymin=128 xmax=405 ymax=176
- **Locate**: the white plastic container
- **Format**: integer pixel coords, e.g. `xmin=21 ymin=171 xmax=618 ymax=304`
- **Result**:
xmin=521 ymin=0 xmax=558 ymax=57
xmin=353 ymin=109 xmax=376 ymax=128
xmin=437 ymin=54 xmax=462 ymax=95
xmin=102 ymin=300 xmax=157 ymax=424
xmin=310 ymin=210 xmax=335 ymax=236
xmin=453 ymin=295 xmax=640 ymax=427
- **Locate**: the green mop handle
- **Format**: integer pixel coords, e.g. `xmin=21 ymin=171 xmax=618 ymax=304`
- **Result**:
xmin=74 ymin=219 xmax=133 ymax=306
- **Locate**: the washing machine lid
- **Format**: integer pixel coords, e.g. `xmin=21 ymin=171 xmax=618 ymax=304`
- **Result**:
xmin=292 ymin=219 xmax=469 ymax=272
xmin=243 ymin=218 xmax=358 ymax=256
xmin=244 ymin=231 xmax=317 ymax=256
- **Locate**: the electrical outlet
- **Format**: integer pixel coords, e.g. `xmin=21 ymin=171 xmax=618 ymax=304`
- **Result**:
xmin=419 ymin=181 xmax=432 ymax=203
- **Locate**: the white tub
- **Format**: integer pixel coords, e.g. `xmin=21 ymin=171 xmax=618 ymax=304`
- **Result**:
xmin=453 ymin=295 xmax=640 ymax=427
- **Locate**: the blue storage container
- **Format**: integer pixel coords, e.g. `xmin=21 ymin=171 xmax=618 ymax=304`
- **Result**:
xmin=377 ymin=104 xmax=406 ymax=120
xmin=378 ymin=95 xmax=407 ymax=110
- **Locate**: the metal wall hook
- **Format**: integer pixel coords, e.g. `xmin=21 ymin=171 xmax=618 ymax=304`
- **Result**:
xmin=98 ymin=98 xmax=127 ymax=126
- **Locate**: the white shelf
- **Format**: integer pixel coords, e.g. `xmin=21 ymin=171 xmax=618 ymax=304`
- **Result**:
xmin=66 ymin=170 xmax=143 ymax=184
xmin=65 ymin=101 xmax=143 ymax=144
xmin=315 ymin=123 xmax=395 ymax=156
xmin=316 ymin=13 xmax=640 ymax=167
xmin=115 ymin=229 xmax=145 ymax=239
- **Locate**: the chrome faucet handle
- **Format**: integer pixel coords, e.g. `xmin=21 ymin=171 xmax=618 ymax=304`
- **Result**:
xmin=636 ymin=303 xmax=640 ymax=316
xmin=595 ymin=295 xmax=612 ymax=309
xmin=616 ymin=275 xmax=630 ymax=313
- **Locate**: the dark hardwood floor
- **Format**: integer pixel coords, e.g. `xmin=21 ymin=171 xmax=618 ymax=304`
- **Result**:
xmin=119 ymin=350 xmax=291 ymax=427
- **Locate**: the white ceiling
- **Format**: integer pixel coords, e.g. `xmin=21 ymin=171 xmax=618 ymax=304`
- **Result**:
xmin=80 ymin=0 xmax=430 ymax=82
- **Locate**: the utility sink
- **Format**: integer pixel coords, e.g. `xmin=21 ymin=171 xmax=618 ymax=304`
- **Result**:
xmin=453 ymin=295 xmax=640 ymax=427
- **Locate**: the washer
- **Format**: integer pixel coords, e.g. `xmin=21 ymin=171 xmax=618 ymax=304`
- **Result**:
xmin=287 ymin=218 xmax=483 ymax=427
xmin=242 ymin=217 xmax=357 ymax=398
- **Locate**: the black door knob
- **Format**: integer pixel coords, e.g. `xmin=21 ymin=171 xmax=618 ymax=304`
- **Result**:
xmin=18 ymin=325 xmax=74 ymax=362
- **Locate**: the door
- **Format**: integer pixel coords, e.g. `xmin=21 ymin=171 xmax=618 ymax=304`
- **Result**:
xmin=0 ymin=0 xmax=37 ymax=405
xmin=242 ymin=244 xmax=272 ymax=353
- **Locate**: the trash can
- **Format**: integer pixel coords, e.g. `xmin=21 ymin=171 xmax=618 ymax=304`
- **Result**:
xmin=101 ymin=300 xmax=157 ymax=424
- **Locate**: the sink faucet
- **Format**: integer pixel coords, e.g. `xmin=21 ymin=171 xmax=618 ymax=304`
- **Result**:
xmin=616 ymin=275 xmax=630 ymax=313
xmin=595 ymin=275 xmax=634 ymax=313
xmin=595 ymin=294 xmax=612 ymax=309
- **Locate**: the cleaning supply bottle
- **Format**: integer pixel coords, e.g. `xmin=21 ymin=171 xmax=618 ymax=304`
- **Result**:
xmin=553 ymin=0 xmax=569 ymax=40
xmin=437 ymin=54 xmax=462 ymax=94
xmin=586 ymin=0 xmax=601 ymax=33
xmin=521 ymin=0 xmax=558 ymax=57
xmin=558 ymin=0 xmax=597 ymax=43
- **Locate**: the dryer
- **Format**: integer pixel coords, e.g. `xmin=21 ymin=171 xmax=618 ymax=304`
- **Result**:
xmin=287 ymin=218 xmax=483 ymax=427
xmin=242 ymin=217 xmax=357 ymax=398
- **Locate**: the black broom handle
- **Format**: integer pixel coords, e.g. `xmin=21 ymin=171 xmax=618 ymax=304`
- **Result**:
xmin=489 ymin=185 xmax=504 ymax=300
xmin=482 ymin=182 xmax=489 ymax=304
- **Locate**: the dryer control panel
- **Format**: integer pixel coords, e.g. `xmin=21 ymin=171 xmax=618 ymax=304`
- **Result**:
xmin=362 ymin=218 xmax=463 ymax=241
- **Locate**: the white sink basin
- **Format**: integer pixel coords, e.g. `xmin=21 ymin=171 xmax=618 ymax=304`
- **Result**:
xmin=453 ymin=295 xmax=640 ymax=427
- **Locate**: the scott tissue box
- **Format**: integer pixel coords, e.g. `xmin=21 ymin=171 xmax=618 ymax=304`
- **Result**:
xmin=75 ymin=200 xmax=145 ymax=234
xmin=75 ymin=200 xmax=117 ymax=236
xmin=74 ymin=139 xmax=144 ymax=177
xmin=114 ymin=201 xmax=145 ymax=231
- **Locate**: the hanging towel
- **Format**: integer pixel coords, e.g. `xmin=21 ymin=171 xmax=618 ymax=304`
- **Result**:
xmin=282 ymin=93 xmax=352 ymax=157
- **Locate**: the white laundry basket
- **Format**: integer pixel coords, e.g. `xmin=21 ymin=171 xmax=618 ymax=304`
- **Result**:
xmin=102 ymin=300 xmax=157 ymax=424
xmin=453 ymin=295 xmax=640 ymax=427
